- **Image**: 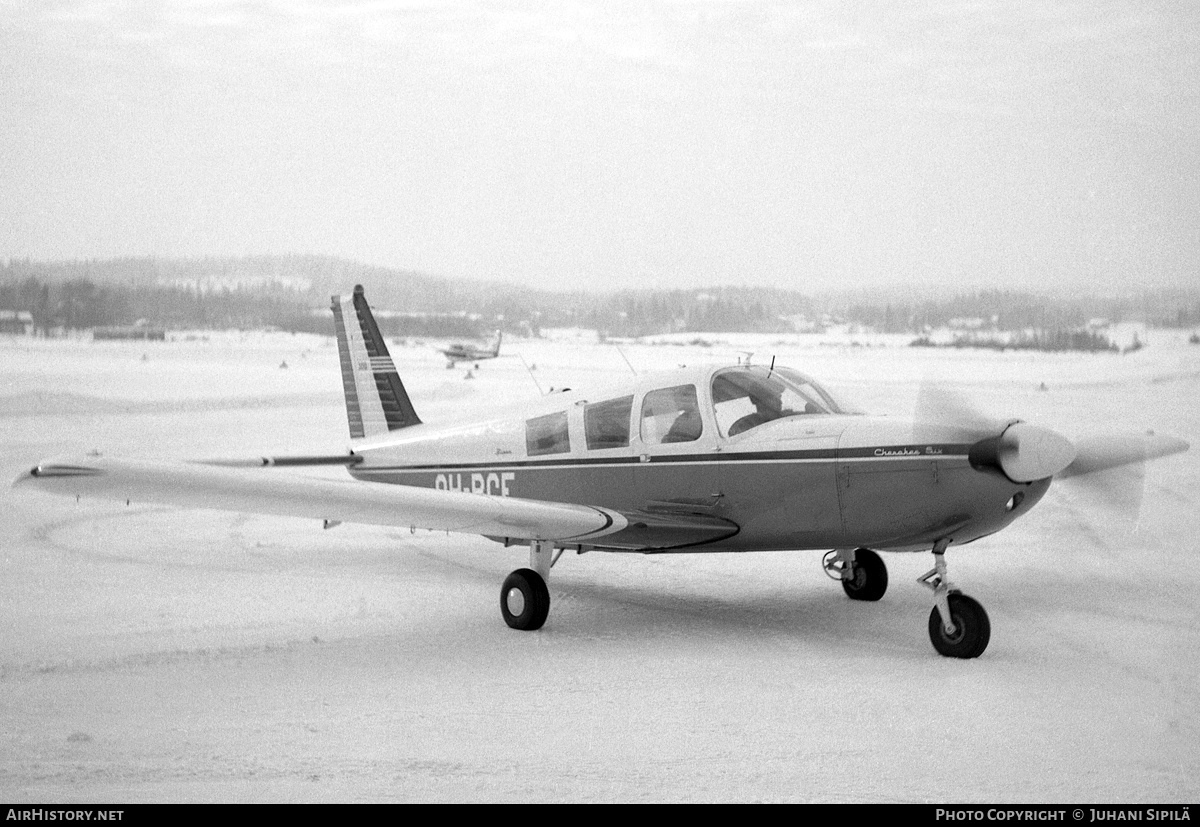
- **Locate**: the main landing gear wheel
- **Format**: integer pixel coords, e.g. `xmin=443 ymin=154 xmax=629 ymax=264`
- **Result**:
xmin=501 ymin=568 xmax=550 ymax=631
xmin=928 ymin=592 xmax=991 ymax=659
xmin=842 ymin=548 xmax=888 ymax=601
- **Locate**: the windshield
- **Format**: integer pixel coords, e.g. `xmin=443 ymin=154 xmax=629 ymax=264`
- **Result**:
xmin=711 ymin=366 xmax=847 ymax=437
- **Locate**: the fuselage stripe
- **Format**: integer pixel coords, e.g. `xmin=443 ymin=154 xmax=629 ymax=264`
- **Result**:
xmin=352 ymin=444 xmax=973 ymax=474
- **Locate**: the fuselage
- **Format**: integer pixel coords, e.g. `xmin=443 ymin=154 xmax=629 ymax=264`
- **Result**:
xmin=442 ymin=346 xmax=494 ymax=361
xmin=347 ymin=364 xmax=1048 ymax=553
xmin=441 ymin=332 xmax=501 ymax=363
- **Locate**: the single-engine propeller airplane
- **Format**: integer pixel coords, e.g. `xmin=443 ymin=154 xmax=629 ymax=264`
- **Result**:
xmin=439 ymin=329 xmax=502 ymax=368
xmin=14 ymin=286 xmax=1190 ymax=658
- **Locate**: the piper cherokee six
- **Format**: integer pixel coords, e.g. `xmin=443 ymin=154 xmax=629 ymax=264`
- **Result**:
xmin=439 ymin=329 xmax=502 ymax=368
xmin=15 ymin=286 xmax=1189 ymax=658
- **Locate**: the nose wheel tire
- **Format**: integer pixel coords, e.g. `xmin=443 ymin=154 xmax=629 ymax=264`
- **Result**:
xmin=842 ymin=548 xmax=888 ymax=601
xmin=501 ymin=568 xmax=550 ymax=631
xmin=928 ymin=593 xmax=990 ymax=658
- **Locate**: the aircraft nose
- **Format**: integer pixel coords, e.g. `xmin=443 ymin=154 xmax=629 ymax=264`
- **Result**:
xmin=969 ymin=423 xmax=1076 ymax=483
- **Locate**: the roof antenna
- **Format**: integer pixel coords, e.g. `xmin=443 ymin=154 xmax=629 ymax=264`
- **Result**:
xmin=615 ymin=344 xmax=638 ymax=376
xmin=768 ymin=355 xmax=776 ymax=378
xmin=517 ymin=354 xmax=546 ymax=395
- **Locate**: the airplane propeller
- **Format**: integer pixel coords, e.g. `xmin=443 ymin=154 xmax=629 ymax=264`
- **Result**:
xmin=913 ymin=379 xmax=1188 ymax=523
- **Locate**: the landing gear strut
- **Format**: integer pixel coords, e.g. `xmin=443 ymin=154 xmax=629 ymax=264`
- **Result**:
xmin=918 ymin=540 xmax=990 ymax=659
xmin=824 ymin=547 xmax=889 ymax=601
xmin=501 ymin=540 xmax=557 ymax=631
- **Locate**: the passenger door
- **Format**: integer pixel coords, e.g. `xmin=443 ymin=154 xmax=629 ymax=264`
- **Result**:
xmin=633 ymin=384 xmax=722 ymax=512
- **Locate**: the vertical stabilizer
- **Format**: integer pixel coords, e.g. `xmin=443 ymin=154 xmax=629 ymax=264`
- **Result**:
xmin=491 ymin=330 xmax=503 ymax=357
xmin=331 ymin=285 xmax=422 ymax=439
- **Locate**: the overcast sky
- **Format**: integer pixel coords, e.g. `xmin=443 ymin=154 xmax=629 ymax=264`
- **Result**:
xmin=2 ymin=0 xmax=1198 ymax=294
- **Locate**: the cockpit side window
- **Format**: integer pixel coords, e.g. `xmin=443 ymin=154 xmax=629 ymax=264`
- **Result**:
xmin=712 ymin=367 xmax=835 ymax=437
xmin=640 ymin=385 xmax=702 ymax=445
xmin=771 ymin=367 xmax=849 ymax=414
xmin=584 ymin=395 xmax=633 ymax=450
xmin=525 ymin=411 xmax=570 ymax=456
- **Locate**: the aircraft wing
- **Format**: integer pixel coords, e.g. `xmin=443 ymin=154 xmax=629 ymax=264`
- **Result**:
xmin=13 ymin=457 xmax=737 ymax=551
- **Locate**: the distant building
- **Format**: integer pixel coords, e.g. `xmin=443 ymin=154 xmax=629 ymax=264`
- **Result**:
xmin=92 ymin=322 xmax=166 ymax=341
xmin=784 ymin=314 xmax=823 ymax=333
xmin=0 ymin=309 xmax=34 ymax=335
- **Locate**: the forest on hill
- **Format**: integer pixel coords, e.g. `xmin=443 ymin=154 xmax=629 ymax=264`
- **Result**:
xmin=2 ymin=255 xmax=1198 ymax=340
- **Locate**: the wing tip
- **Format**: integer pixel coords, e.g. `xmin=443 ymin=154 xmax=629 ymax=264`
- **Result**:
xmin=12 ymin=461 xmax=104 ymax=489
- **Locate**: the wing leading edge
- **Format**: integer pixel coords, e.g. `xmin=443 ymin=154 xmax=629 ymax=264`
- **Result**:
xmin=14 ymin=457 xmax=737 ymax=551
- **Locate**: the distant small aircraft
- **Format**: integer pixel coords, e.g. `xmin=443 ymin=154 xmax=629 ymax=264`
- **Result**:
xmin=439 ymin=329 xmax=502 ymax=368
xmin=15 ymin=286 xmax=1189 ymax=658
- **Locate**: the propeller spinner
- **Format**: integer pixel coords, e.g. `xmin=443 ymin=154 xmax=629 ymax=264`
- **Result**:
xmin=969 ymin=422 xmax=1077 ymax=483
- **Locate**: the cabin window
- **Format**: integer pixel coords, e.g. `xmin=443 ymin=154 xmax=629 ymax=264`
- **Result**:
xmin=584 ymin=395 xmax=633 ymax=450
xmin=711 ymin=366 xmax=836 ymax=437
xmin=640 ymin=385 xmax=703 ymax=445
xmin=525 ymin=411 xmax=570 ymax=456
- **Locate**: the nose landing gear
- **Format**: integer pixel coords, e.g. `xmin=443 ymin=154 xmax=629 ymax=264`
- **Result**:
xmin=927 ymin=592 xmax=990 ymax=658
xmin=919 ymin=540 xmax=990 ymax=659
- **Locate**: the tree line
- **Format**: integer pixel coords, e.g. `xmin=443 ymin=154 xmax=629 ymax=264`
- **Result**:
xmin=0 ymin=270 xmax=314 ymax=333
xmin=3 ymin=256 xmax=1197 ymax=337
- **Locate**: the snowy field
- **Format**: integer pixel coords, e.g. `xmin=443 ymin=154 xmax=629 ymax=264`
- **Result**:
xmin=2 ymin=328 xmax=1198 ymax=803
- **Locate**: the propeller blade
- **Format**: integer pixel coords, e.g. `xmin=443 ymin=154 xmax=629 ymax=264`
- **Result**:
xmin=1056 ymin=432 xmax=1189 ymax=479
xmin=1053 ymin=432 xmax=1188 ymax=527
xmin=1057 ymin=462 xmax=1148 ymax=527
xmin=913 ymin=381 xmax=1005 ymax=442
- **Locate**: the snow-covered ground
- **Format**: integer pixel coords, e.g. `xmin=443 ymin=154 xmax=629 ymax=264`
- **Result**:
xmin=2 ymin=329 xmax=1198 ymax=802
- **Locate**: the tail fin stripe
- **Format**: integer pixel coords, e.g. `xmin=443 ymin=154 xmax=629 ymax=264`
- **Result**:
xmin=331 ymin=286 xmax=422 ymax=439
xmin=331 ymin=298 xmax=367 ymax=439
